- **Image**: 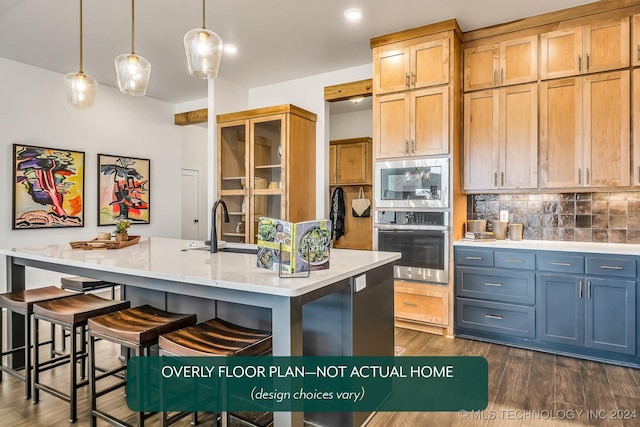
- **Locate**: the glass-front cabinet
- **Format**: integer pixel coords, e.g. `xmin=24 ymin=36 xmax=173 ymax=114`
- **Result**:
xmin=217 ymin=105 xmax=317 ymax=244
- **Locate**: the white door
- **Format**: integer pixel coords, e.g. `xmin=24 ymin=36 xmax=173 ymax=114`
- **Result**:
xmin=181 ymin=169 xmax=200 ymax=240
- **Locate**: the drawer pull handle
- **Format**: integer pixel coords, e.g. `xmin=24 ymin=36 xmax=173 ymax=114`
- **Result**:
xmin=599 ymin=265 xmax=623 ymax=270
xmin=504 ymin=259 xmax=524 ymax=263
xmin=402 ymin=302 xmax=418 ymax=307
xmin=551 ymin=262 xmax=572 ymax=266
xmin=465 ymin=256 xmax=483 ymax=260
xmin=485 ymin=314 xmax=503 ymax=320
xmin=484 ymin=282 xmax=503 ymax=287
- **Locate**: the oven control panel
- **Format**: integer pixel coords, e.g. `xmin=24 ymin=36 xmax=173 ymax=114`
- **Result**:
xmin=375 ymin=210 xmax=447 ymax=227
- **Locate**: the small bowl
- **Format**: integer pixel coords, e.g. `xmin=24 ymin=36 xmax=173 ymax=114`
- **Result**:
xmin=467 ymin=220 xmax=487 ymax=232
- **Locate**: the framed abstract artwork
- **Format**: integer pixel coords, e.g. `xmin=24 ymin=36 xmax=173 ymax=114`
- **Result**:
xmin=98 ymin=154 xmax=150 ymax=226
xmin=13 ymin=144 xmax=85 ymax=229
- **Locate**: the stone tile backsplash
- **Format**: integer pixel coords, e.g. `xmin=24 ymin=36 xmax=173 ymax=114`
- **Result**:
xmin=467 ymin=192 xmax=640 ymax=244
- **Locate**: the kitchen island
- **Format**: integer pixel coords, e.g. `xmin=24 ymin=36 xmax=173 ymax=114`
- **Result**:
xmin=1 ymin=237 xmax=400 ymax=427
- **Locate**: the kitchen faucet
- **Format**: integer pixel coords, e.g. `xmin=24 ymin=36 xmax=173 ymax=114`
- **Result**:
xmin=210 ymin=199 xmax=229 ymax=253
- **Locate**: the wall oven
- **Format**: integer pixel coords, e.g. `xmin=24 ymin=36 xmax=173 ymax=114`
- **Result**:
xmin=374 ymin=211 xmax=449 ymax=284
xmin=374 ymin=157 xmax=449 ymax=209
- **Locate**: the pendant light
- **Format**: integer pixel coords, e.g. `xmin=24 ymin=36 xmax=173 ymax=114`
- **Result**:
xmin=114 ymin=0 xmax=151 ymax=96
xmin=184 ymin=0 xmax=223 ymax=79
xmin=64 ymin=0 xmax=97 ymax=108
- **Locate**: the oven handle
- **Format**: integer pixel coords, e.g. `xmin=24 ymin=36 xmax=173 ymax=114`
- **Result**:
xmin=374 ymin=224 xmax=448 ymax=232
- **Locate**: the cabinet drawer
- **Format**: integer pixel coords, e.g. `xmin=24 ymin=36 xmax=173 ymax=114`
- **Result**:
xmin=394 ymin=282 xmax=449 ymax=326
xmin=537 ymin=254 xmax=584 ymax=274
xmin=494 ymin=251 xmax=535 ymax=270
xmin=585 ymin=257 xmax=636 ymax=278
xmin=456 ymin=248 xmax=493 ymax=267
xmin=456 ymin=267 xmax=535 ymax=305
xmin=456 ymin=298 xmax=535 ymax=338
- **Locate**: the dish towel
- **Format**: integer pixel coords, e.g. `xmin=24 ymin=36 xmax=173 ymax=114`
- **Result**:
xmin=330 ymin=186 xmax=345 ymax=240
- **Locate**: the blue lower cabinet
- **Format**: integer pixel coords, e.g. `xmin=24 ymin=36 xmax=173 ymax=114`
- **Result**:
xmin=537 ymin=274 xmax=584 ymax=346
xmin=456 ymin=298 xmax=535 ymax=338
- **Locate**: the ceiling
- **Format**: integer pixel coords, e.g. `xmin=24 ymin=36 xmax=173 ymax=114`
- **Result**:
xmin=0 ymin=0 xmax=596 ymax=104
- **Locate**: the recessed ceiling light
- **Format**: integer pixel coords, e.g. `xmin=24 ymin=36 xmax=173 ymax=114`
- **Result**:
xmin=223 ymin=44 xmax=238 ymax=54
xmin=344 ymin=8 xmax=362 ymax=22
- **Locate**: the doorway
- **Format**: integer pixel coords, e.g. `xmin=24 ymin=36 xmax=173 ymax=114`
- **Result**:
xmin=181 ymin=169 xmax=200 ymax=240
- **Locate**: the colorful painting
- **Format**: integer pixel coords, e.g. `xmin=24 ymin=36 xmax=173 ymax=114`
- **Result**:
xmin=98 ymin=154 xmax=150 ymax=226
xmin=13 ymin=144 xmax=85 ymax=229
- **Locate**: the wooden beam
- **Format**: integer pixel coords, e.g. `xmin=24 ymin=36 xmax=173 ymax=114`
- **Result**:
xmin=174 ymin=108 xmax=208 ymax=126
xmin=324 ymin=79 xmax=373 ymax=102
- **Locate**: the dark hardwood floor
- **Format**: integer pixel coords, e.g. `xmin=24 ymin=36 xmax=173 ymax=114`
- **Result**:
xmin=1 ymin=320 xmax=638 ymax=426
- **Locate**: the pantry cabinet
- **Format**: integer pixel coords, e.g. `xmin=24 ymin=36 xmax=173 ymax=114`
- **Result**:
xmin=463 ymin=35 xmax=537 ymax=91
xmin=463 ymin=83 xmax=537 ymax=191
xmin=373 ymin=35 xmax=449 ymax=95
xmin=374 ymin=85 xmax=449 ymax=159
xmin=217 ymin=104 xmax=316 ymax=244
xmin=540 ymin=18 xmax=629 ymax=80
xmin=540 ymin=70 xmax=630 ymax=189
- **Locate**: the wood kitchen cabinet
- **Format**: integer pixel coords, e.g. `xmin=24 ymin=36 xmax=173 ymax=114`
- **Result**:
xmin=463 ymin=83 xmax=537 ymax=191
xmin=540 ymin=71 xmax=629 ymax=188
xmin=463 ymin=35 xmax=537 ymax=91
xmin=374 ymin=85 xmax=449 ymax=159
xmin=394 ymin=280 xmax=449 ymax=335
xmin=329 ymin=137 xmax=372 ymax=185
xmin=540 ymin=18 xmax=629 ymax=80
xmin=217 ymin=104 xmax=317 ymax=244
xmin=373 ymin=34 xmax=449 ymax=94
xmin=632 ymin=14 xmax=640 ymax=67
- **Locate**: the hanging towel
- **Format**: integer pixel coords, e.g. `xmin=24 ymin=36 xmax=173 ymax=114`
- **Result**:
xmin=330 ymin=186 xmax=345 ymax=240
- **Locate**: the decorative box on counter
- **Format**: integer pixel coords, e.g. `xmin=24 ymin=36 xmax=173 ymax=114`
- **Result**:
xmin=256 ymin=217 xmax=332 ymax=273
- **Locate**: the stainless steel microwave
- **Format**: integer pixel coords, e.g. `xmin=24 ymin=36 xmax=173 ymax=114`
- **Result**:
xmin=374 ymin=157 xmax=449 ymax=209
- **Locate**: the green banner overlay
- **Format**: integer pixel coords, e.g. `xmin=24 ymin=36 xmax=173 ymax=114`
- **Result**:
xmin=126 ymin=356 xmax=488 ymax=412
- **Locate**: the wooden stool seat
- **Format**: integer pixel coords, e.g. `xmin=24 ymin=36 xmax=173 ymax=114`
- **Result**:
xmin=33 ymin=293 xmax=130 ymax=324
xmin=88 ymin=305 xmax=197 ymax=346
xmin=0 ymin=286 xmax=75 ymax=312
xmin=159 ymin=318 xmax=272 ymax=357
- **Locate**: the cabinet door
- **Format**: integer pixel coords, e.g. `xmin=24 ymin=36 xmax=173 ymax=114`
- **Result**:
xmin=373 ymin=47 xmax=410 ymax=94
xmin=463 ymin=90 xmax=499 ymax=191
xmin=583 ymin=70 xmax=630 ymax=187
xmin=329 ymin=144 xmax=337 ymax=185
xmin=411 ymin=38 xmax=449 ymax=89
xmin=540 ymin=27 xmax=583 ymax=80
xmin=336 ymin=143 xmax=368 ymax=184
xmin=374 ymin=93 xmax=410 ymax=159
xmin=635 ymin=69 xmax=640 ymax=186
xmin=632 ymin=14 xmax=640 ymax=67
xmin=499 ymin=84 xmax=538 ymax=189
xmin=499 ymin=35 xmax=538 ymax=86
xmin=583 ymin=18 xmax=629 ymax=74
xmin=538 ymin=274 xmax=584 ymax=346
xmin=540 ymin=78 xmax=583 ymax=188
xmin=411 ymin=86 xmax=449 ymax=156
xmin=464 ymin=43 xmax=499 ymax=91
xmin=585 ymin=277 xmax=636 ymax=354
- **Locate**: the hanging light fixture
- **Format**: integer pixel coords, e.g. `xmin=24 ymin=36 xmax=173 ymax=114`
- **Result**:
xmin=184 ymin=0 xmax=223 ymax=79
xmin=114 ymin=0 xmax=151 ymax=96
xmin=64 ymin=0 xmax=97 ymax=108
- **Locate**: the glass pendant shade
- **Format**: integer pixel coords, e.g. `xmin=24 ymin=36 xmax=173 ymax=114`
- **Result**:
xmin=184 ymin=28 xmax=223 ymax=79
xmin=64 ymin=72 xmax=97 ymax=107
xmin=115 ymin=53 xmax=151 ymax=96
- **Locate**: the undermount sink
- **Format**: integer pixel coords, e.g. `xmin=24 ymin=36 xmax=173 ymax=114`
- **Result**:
xmin=219 ymin=246 xmax=258 ymax=255
xmin=183 ymin=241 xmax=258 ymax=255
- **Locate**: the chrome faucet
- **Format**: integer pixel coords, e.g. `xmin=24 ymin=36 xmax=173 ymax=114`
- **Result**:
xmin=210 ymin=199 xmax=229 ymax=253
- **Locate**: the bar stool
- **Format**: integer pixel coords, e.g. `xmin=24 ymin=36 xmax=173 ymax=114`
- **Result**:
xmin=32 ymin=293 xmax=130 ymax=423
xmin=61 ymin=276 xmax=117 ymax=299
xmin=158 ymin=318 xmax=272 ymax=427
xmin=0 ymin=286 xmax=77 ymax=399
xmin=87 ymin=304 xmax=197 ymax=427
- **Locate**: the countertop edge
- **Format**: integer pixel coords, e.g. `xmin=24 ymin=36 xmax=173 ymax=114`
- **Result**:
xmin=454 ymin=239 xmax=640 ymax=256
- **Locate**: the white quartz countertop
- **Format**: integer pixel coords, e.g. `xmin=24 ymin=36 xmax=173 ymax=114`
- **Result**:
xmin=0 ymin=237 xmax=400 ymax=297
xmin=454 ymin=238 xmax=640 ymax=256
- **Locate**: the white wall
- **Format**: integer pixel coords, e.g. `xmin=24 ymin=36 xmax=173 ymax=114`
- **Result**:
xmin=180 ymin=125 xmax=209 ymax=241
xmin=247 ymin=63 xmax=372 ymax=218
xmin=329 ymin=109 xmax=373 ymax=140
xmin=0 ymin=57 xmax=181 ymax=290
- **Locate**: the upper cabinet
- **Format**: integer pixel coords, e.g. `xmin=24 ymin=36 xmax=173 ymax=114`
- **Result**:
xmin=374 ymin=86 xmax=449 ymax=159
xmin=540 ymin=71 xmax=630 ymax=189
xmin=540 ymin=18 xmax=629 ymax=80
xmin=329 ymin=138 xmax=372 ymax=185
xmin=463 ymin=35 xmax=538 ymax=91
xmin=217 ymin=105 xmax=317 ymax=244
xmin=373 ymin=34 xmax=450 ymax=94
xmin=463 ymin=84 xmax=538 ymax=191
xmin=632 ymin=15 xmax=640 ymax=67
